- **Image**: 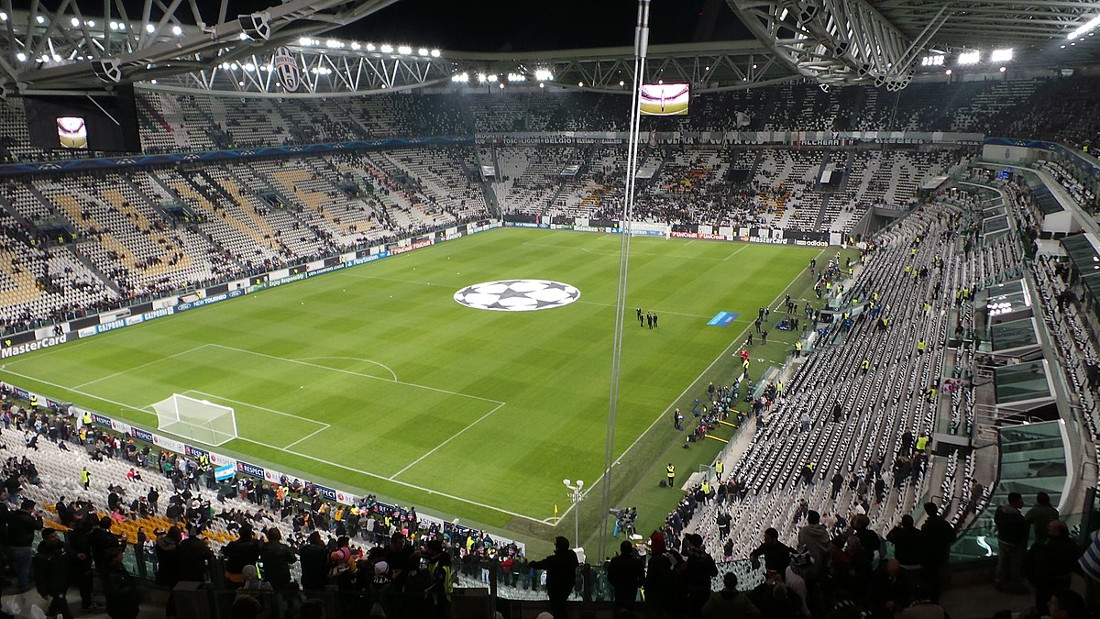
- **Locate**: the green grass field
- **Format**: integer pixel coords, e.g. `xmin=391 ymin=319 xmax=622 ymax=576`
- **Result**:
xmin=0 ymin=228 xmax=822 ymax=544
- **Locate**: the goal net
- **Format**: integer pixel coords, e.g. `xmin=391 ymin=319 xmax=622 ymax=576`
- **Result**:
xmin=152 ymin=393 xmax=237 ymax=446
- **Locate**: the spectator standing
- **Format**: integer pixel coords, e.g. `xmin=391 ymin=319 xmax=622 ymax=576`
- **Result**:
xmin=1030 ymin=521 xmax=1082 ymax=611
xmin=606 ymin=540 xmax=645 ymax=613
xmin=529 ymin=536 xmax=580 ymax=619
xmin=8 ymin=498 xmax=43 ymax=592
xmin=1025 ymin=491 xmax=1059 ymax=549
xmin=103 ymin=547 xmax=140 ymax=619
xmin=33 ymin=528 xmax=74 ymax=619
xmin=298 ymin=531 xmax=329 ymax=592
xmin=155 ymin=527 xmax=182 ymax=618
xmin=994 ymin=492 xmax=1029 ymax=593
xmin=683 ymin=533 xmax=719 ymax=618
xmin=222 ymin=524 xmax=261 ymax=589
xmin=919 ymin=502 xmax=955 ymax=601
xmin=259 ymin=528 xmax=298 ymax=591
xmin=702 ymin=572 xmax=761 ymax=619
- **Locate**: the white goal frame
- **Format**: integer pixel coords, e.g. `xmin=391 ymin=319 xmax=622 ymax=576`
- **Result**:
xmin=152 ymin=393 xmax=238 ymax=446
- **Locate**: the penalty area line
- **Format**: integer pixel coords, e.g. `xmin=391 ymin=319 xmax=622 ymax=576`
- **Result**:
xmin=389 ymin=401 xmax=506 ymax=479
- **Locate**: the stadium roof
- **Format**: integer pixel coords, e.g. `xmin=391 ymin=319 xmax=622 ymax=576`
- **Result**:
xmin=1 ymin=0 xmax=1099 ymax=95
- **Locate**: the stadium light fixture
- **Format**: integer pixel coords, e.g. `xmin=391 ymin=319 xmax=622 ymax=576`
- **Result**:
xmin=430 ymin=49 xmax=441 ymax=57
xmin=534 ymin=69 xmax=553 ymax=81
xmin=990 ymin=48 xmax=1013 ymax=63
xmin=366 ymin=43 xmax=376 ymax=52
xmin=239 ymin=33 xmax=249 ymax=40
xmin=507 ymin=73 xmax=526 ymax=82
xmin=486 ymin=74 xmax=498 ymax=82
xmin=920 ymin=54 xmax=944 ymax=67
xmin=35 ymin=15 xmax=45 ymax=24
xmin=70 ymin=17 xmax=80 ymax=27
xmin=476 ymin=73 xmax=486 ymax=83
xmin=145 ymin=23 xmax=154 ymax=33
xmin=172 ymin=25 xmax=183 ymax=36
xmin=418 ymin=47 xmax=429 ymax=56
xmin=999 ymin=66 xmax=1006 ymax=73
xmin=16 ymin=52 xmax=25 ymax=62
xmin=957 ymin=51 xmax=980 ymax=65
xmin=451 ymin=72 xmax=469 ymax=82
xmin=86 ymin=20 xmax=95 ymax=27
xmin=945 ymin=69 xmax=952 ymax=75
xmin=0 ymin=12 xmax=7 ymax=21
xmin=350 ymin=42 xmax=360 ymax=50
xmin=397 ymin=45 xmax=412 ymax=55
xmin=380 ymin=44 xmax=393 ymax=53
xmin=1068 ymin=14 xmax=1100 ymax=39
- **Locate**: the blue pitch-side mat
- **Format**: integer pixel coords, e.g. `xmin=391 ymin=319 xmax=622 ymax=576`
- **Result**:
xmin=707 ymin=311 xmax=739 ymax=327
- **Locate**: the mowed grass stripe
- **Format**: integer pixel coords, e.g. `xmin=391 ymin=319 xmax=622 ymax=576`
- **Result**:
xmin=0 ymin=228 xmax=816 ymax=530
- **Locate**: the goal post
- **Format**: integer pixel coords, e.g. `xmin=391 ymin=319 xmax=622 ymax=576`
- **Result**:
xmin=152 ymin=393 xmax=237 ymax=446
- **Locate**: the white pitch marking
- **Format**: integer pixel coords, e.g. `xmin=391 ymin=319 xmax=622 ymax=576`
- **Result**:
xmin=233 ymin=436 xmax=551 ymax=524
xmin=206 ymin=344 xmax=503 ymax=405
xmin=295 ymin=357 xmax=398 ymax=382
xmin=390 ymin=401 xmax=506 ymax=479
xmin=183 ymin=390 xmax=328 ymax=431
xmin=73 ymin=344 xmax=212 ymax=389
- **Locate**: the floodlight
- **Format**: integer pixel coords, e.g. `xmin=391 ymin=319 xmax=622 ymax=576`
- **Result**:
xmin=1068 ymin=14 xmax=1100 ymax=39
xmin=486 ymin=74 xmax=498 ymax=82
xmin=15 ymin=52 xmax=25 ymax=62
xmin=35 ymin=15 xmax=45 ymax=24
xmin=476 ymin=73 xmax=486 ymax=83
xmin=430 ymin=49 xmax=440 ymax=57
xmin=535 ymin=69 xmax=553 ymax=81
xmin=171 ymin=25 xmax=182 ymax=36
xmin=418 ymin=47 xmax=429 ymax=56
xmin=351 ymin=42 xmax=360 ymax=50
xmin=145 ymin=23 xmax=154 ymax=33
xmin=990 ymin=48 xmax=1013 ymax=62
xmin=0 ymin=12 xmax=7 ymax=21
xmin=957 ymin=51 xmax=980 ymax=65
xmin=70 ymin=17 xmax=80 ymax=27
xmin=86 ymin=20 xmax=95 ymax=27
xmin=397 ymin=45 xmax=411 ymax=55
xmin=380 ymin=44 xmax=393 ymax=53
xmin=451 ymin=72 xmax=469 ymax=83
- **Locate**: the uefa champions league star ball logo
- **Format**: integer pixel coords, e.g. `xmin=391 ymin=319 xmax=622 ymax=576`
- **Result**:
xmin=453 ymin=279 xmax=581 ymax=312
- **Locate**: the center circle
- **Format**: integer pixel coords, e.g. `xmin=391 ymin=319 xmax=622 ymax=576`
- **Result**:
xmin=453 ymin=279 xmax=581 ymax=312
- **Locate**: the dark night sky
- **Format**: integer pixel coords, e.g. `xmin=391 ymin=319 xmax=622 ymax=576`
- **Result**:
xmin=338 ymin=0 xmax=750 ymax=52
xmin=111 ymin=0 xmax=752 ymax=52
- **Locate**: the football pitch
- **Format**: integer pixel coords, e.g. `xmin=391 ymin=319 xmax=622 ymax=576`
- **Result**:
xmin=0 ymin=228 xmax=820 ymax=535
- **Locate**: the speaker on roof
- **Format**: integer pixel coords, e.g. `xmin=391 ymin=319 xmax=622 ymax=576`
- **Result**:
xmin=91 ymin=59 xmax=122 ymax=84
xmin=237 ymin=12 xmax=271 ymax=40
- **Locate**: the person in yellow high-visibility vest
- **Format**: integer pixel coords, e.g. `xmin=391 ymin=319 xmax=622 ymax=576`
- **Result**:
xmin=915 ymin=433 xmax=930 ymax=453
xmin=917 ymin=339 xmax=927 ymax=355
xmin=80 ymin=467 xmax=91 ymax=490
xmin=715 ymin=460 xmax=724 ymax=479
xmin=795 ymin=341 xmax=803 ymax=357
xmin=666 ymin=464 xmax=676 ymax=488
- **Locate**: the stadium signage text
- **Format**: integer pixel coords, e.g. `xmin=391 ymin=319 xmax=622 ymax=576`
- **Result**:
xmin=391 ymin=240 xmax=434 ymax=255
xmin=1 ymin=334 xmax=68 ymax=358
